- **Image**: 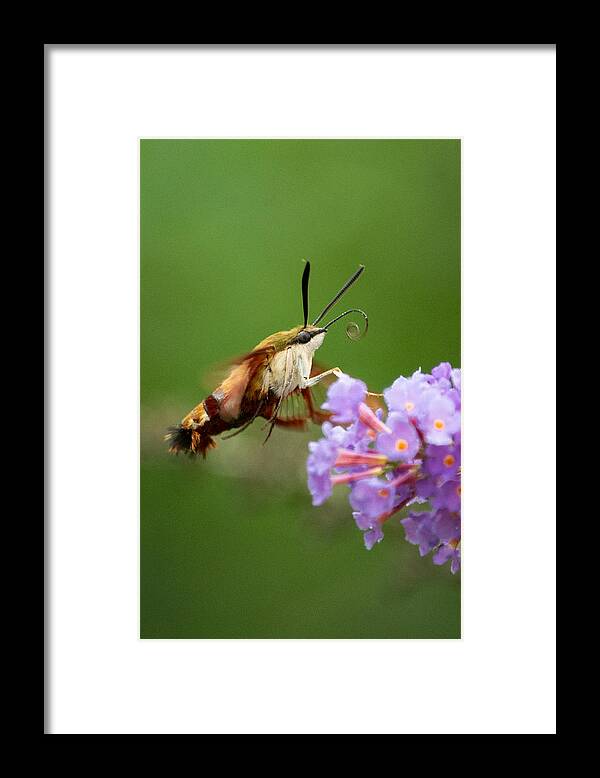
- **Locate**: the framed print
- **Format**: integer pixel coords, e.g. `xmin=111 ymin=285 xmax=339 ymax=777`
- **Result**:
xmin=47 ymin=44 xmax=556 ymax=735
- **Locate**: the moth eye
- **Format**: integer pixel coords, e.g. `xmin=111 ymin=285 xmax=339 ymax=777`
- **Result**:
xmin=297 ymin=331 xmax=311 ymax=344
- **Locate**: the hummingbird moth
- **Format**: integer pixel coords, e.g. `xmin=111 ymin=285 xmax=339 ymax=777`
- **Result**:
xmin=165 ymin=261 xmax=368 ymax=457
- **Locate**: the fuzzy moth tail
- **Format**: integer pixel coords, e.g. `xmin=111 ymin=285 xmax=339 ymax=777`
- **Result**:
xmin=164 ymin=422 xmax=217 ymax=459
xmin=165 ymin=403 xmax=217 ymax=458
xmin=165 ymin=400 xmax=220 ymax=458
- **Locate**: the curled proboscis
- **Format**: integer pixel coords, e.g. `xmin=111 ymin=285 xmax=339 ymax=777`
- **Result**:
xmin=345 ymin=316 xmax=368 ymax=341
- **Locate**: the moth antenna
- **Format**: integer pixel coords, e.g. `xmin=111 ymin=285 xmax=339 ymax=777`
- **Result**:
xmin=312 ymin=264 xmax=365 ymax=326
xmin=301 ymin=260 xmax=310 ymax=328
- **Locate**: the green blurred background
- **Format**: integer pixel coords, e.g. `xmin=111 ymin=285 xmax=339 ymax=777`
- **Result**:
xmin=141 ymin=139 xmax=460 ymax=638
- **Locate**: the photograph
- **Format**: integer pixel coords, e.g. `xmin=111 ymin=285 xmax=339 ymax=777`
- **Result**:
xmin=140 ymin=139 xmax=461 ymax=638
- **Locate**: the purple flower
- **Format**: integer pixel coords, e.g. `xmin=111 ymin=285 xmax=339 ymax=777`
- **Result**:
xmin=353 ymin=511 xmax=374 ymax=531
xmin=402 ymin=508 xmax=461 ymax=570
xmin=415 ymin=475 xmax=437 ymax=500
xmin=433 ymin=544 xmax=461 ymax=574
xmin=432 ymin=362 xmax=452 ymax=381
xmin=305 ymin=364 xmax=461 ymax=574
xmin=450 ymin=368 xmax=461 ymax=392
xmin=307 ymin=470 xmax=332 ymax=506
xmin=391 ymin=480 xmax=413 ymax=508
xmin=383 ymin=371 xmax=431 ymax=420
xmin=422 ymin=394 xmax=460 ymax=446
xmin=432 ymin=509 xmax=461 ymax=543
xmin=307 ymin=438 xmax=339 ymax=475
xmin=401 ymin=512 xmax=439 ymax=557
xmin=353 ymin=512 xmax=385 ymax=550
xmin=349 ymin=477 xmax=396 ymax=521
xmin=376 ymin=413 xmax=421 ymax=462
xmin=447 ymin=388 xmax=461 ymax=410
xmin=363 ymin=525 xmax=384 ymax=550
xmin=321 ymin=421 xmax=352 ymax=446
xmin=306 ymin=438 xmax=339 ymax=506
xmin=432 ymin=479 xmax=461 ymax=513
xmin=321 ymin=373 xmax=367 ymax=423
xmin=325 ymin=421 xmax=374 ymax=458
xmin=423 ymin=443 xmax=460 ymax=483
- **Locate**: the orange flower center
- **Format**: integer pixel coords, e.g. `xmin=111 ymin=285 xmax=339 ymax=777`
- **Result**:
xmin=404 ymin=401 xmax=415 ymax=412
xmin=443 ymin=454 xmax=455 ymax=467
xmin=434 ymin=419 xmax=445 ymax=430
xmin=378 ymin=489 xmax=390 ymax=498
xmin=395 ymin=438 xmax=409 ymax=452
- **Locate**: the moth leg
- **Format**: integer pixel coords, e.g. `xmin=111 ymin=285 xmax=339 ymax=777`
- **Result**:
xmin=301 ymin=367 xmax=343 ymax=389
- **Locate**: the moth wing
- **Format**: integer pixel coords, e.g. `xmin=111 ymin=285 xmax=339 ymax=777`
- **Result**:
xmin=202 ymin=347 xmax=273 ymax=390
xmin=275 ymin=389 xmax=311 ymax=426
xmin=204 ymin=346 xmax=275 ymax=421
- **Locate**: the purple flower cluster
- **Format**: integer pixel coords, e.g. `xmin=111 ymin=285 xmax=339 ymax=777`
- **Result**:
xmin=306 ymin=364 xmax=461 ymax=573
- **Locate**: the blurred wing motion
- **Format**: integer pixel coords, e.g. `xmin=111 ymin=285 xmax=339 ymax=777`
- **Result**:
xmin=199 ymin=348 xmax=272 ymax=401
xmin=201 ymin=356 xmax=334 ymax=429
